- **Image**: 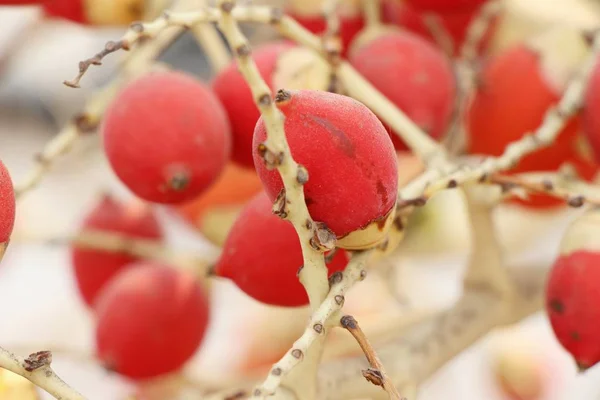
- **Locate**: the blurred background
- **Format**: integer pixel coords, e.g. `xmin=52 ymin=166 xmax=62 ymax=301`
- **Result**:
xmin=2 ymin=0 xmax=600 ymax=399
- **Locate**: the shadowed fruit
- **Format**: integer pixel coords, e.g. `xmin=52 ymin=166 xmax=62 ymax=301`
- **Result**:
xmin=215 ymin=191 xmax=349 ymax=307
xmin=212 ymin=41 xmax=332 ymax=168
xmin=467 ymin=27 xmax=594 ymax=209
xmin=102 ymin=70 xmax=231 ymax=204
xmin=349 ymin=30 xmax=456 ymax=151
xmin=253 ymin=89 xmax=398 ymax=250
xmin=95 ymin=262 xmax=210 ymax=379
xmin=71 ymin=195 xmax=163 ymax=307
xmin=0 ymin=160 xmax=15 ymax=261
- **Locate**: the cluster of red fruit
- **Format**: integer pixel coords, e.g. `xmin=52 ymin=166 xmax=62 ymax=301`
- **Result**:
xmin=3 ymin=0 xmax=600 ymax=386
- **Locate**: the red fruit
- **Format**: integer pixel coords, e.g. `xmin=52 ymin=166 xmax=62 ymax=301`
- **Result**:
xmin=71 ymin=195 xmax=163 ymax=307
xmin=404 ymin=0 xmax=486 ymax=13
xmin=349 ymin=30 xmax=456 ymax=151
xmin=546 ymin=251 xmax=600 ymax=370
xmin=95 ymin=262 xmax=209 ymax=379
xmin=212 ymin=42 xmax=294 ymax=168
xmin=546 ymin=208 xmax=600 ymax=370
xmin=102 ymin=70 xmax=231 ymax=204
xmin=0 ymin=160 xmax=15 ymax=258
xmin=212 ymin=42 xmax=332 ymax=169
xmin=253 ymin=90 xmax=398 ymax=250
xmin=381 ymin=0 xmax=496 ymax=56
xmin=215 ymin=191 xmax=349 ymax=307
xmin=583 ymin=57 xmax=600 ymax=164
xmin=42 ymin=0 xmax=85 ymax=23
xmin=467 ymin=28 xmax=592 ymax=209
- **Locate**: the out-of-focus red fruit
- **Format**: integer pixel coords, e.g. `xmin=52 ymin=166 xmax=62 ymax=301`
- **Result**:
xmin=175 ymin=162 xmax=264 ymax=246
xmin=546 ymin=208 xmax=600 ymax=370
xmin=95 ymin=262 xmax=210 ymax=380
xmin=288 ymin=13 xmax=364 ymax=56
xmin=213 ymin=42 xmax=294 ymax=168
xmin=349 ymin=30 xmax=455 ymax=151
xmin=382 ymin=0 xmax=497 ymax=56
xmin=285 ymin=0 xmax=363 ymax=55
xmin=102 ymin=71 xmax=231 ymax=204
xmin=467 ymin=27 xmax=592 ymax=209
xmin=546 ymin=250 xmax=600 ymax=371
xmin=404 ymin=0 xmax=486 ymax=13
xmin=71 ymin=195 xmax=163 ymax=307
xmin=212 ymin=42 xmax=331 ymax=168
xmin=583 ymin=57 xmax=600 ymax=164
xmin=253 ymin=90 xmax=398 ymax=250
xmin=215 ymin=191 xmax=349 ymax=307
xmin=0 ymin=160 xmax=15 ymax=260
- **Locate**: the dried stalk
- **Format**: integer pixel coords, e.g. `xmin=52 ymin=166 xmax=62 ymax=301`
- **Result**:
xmin=340 ymin=315 xmax=404 ymax=400
xmin=0 ymin=348 xmax=85 ymax=400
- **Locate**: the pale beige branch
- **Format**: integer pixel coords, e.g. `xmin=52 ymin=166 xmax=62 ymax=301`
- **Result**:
xmin=340 ymin=315 xmax=404 ymax=400
xmin=0 ymin=348 xmax=86 ymax=400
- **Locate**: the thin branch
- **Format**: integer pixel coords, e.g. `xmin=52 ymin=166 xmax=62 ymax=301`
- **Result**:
xmin=322 ymin=0 xmax=343 ymax=93
xmin=340 ymin=315 xmax=404 ymax=400
xmin=443 ymin=0 xmax=503 ymax=156
xmin=399 ymin=28 xmax=600 ymax=206
xmin=0 ymin=348 xmax=86 ymax=400
xmin=489 ymin=173 xmax=600 ymax=208
xmin=15 ymin=27 xmax=185 ymax=200
xmin=64 ymin=4 xmax=447 ymax=166
xmin=362 ymin=0 xmax=382 ymax=28
xmin=317 ymin=265 xmax=546 ymax=400
xmin=422 ymin=13 xmax=454 ymax=57
xmin=251 ymin=250 xmax=373 ymax=399
xmin=67 ymin=229 xmax=214 ymax=277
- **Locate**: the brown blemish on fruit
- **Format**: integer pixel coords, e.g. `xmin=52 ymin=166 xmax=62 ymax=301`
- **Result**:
xmin=375 ymin=179 xmax=389 ymax=209
xmin=168 ymin=171 xmax=190 ymax=191
xmin=570 ymin=331 xmax=581 ymax=341
xmin=307 ymin=115 xmax=355 ymax=158
xmin=329 ymin=272 xmax=343 ymax=287
xmin=549 ymin=299 xmax=565 ymax=314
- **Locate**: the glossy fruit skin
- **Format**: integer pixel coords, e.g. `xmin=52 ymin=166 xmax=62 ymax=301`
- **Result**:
xmin=95 ymin=262 xmax=209 ymax=379
xmin=583 ymin=59 xmax=600 ymax=164
xmin=253 ymin=90 xmax=398 ymax=241
xmin=382 ymin=1 xmax=496 ymax=56
xmin=212 ymin=41 xmax=295 ymax=168
xmin=0 ymin=160 xmax=15 ymax=244
xmin=404 ymin=0 xmax=486 ymax=13
xmin=349 ymin=30 xmax=455 ymax=151
xmin=102 ymin=71 xmax=231 ymax=204
xmin=546 ymin=250 xmax=600 ymax=370
xmin=215 ymin=191 xmax=349 ymax=307
xmin=71 ymin=195 xmax=163 ymax=307
xmin=467 ymin=45 xmax=586 ymax=209
xmin=289 ymin=11 xmax=364 ymax=56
